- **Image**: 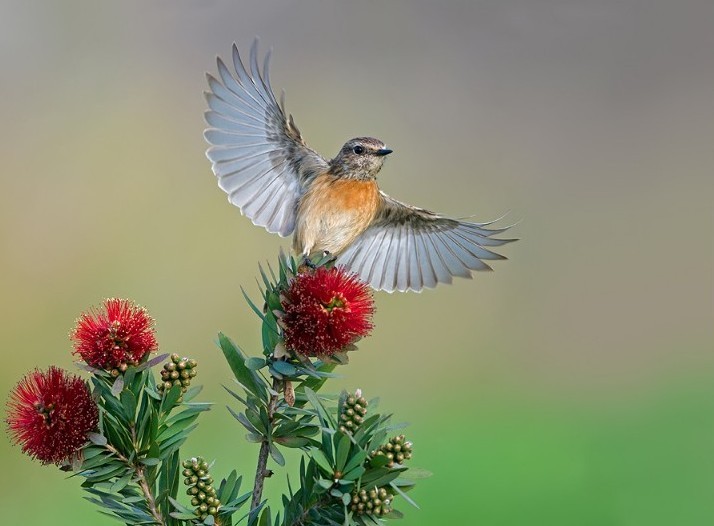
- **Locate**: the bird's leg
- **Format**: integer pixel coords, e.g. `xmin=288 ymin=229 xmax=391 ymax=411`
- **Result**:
xmin=302 ymin=251 xmax=334 ymax=270
xmin=302 ymin=254 xmax=318 ymax=270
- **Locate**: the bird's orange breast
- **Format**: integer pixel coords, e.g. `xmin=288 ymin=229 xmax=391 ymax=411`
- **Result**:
xmin=294 ymin=174 xmax=380 ymax=256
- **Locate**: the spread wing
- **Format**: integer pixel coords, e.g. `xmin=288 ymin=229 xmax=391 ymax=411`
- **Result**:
xmin=336 ymin=193 xmax=516 ymax=292
xmin=204 ymin=39 xmax=328 ymax=237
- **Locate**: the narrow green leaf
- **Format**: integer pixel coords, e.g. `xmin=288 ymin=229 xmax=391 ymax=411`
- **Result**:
xmin=227 ymin=406 xmax=261 ymax=435
xmin=137 ymin=353 xmax=170 ymax=371
xmin=273 ymin=436 xmax=310 ymax=448
xmin=400 ymin=467 xmax=433 ymax=480
xmin=342 ymin=449 xmax=367 ymax=475
xmin=240 ymin=287 xmax=269 ymax=323
xmin=316 ymin=478 xmax=332 ymax=489
xmin=160 ymin=384 xmax=182 ymax=412
xmin=182 ymin=384 xmax=203 ymax=403
xmin=120 ymin=389 xmax=137 ymax=420
xmin=341 ymin=465 xmax=365 ymax=481
xmin=110 ymin=376 xmax=124 ymax=397
xmin=110 ymin=472 xmax=133 ymax=493
xmin=217 ymin=333 xmax=267 ymax=401
xmin=309 ymin=448 xmax=334 ymax=475
xmin=245 ymin=357 xmax=266 ymax=370
xmin=271 ymin=360 xmax=297 ymax=376
xmin=87 ymin=432 xmax=107 ymax=446
xmin=269 ymin=443 xmax=285 ymax=466
xmin=80 ymin=453 xmax=112 ymax=471
xmin=390 ymin=481 xmax=420 ymax=509
xmin=369 ymin=453 xmax=391 ymax=469
xmin=303 ymin=387 xmax=335 ymax=428
xmin=334 ymin=433 xmax=351 ymax=472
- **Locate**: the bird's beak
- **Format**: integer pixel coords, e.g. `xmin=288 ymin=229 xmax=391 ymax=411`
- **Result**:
xmin=375 ymin=148 xmax=393 ymax=156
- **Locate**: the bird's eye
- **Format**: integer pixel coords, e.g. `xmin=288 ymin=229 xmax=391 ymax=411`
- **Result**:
xmin=352 ymin=145 xmax=365 ymax=155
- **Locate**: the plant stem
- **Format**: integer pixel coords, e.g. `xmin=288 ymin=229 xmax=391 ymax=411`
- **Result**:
xmin=106 ymin=443 xmax=166 ymax=525
xmin=136 ymin=464 xmax=165 ymax=525
xmin=250 ymin=379 xmax=281 ymax=511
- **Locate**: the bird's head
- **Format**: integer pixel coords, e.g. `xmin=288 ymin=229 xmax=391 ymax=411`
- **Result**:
xmin=329 ymin=137 xmax=393 ymax=180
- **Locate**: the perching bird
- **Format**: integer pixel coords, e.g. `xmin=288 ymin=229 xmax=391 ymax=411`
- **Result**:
xmin=203 ymin=40 xmax=515 ymax=292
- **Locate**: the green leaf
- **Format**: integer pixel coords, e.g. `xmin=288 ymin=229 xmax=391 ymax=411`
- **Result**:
xmin=269 ymin=443 xmax=285 ymax=466
xmin=334 ymin=433 xmax=351 ymax=473
xmin=218 ymin=333 xmax=267 ymax=401
xmin=341 ymin=465 xmax=365 ymax=481
xmin=227 ymin=406 xmax=261 ymax=436
xmin=369 ymin=453 xmax=391 ymax=469
xmin=390 ymin=481 xmax=420 ymax=509
xmin=137 ymin=353 xmax=170 ymax=371
xmin=241 ymin=286 xmax=268 ymax=322
xmin=85 ymin=462 xmax=127 ymax=483
xmin=342 ymin=449 xmax=367 ymax=475
xmin=87 ymin=432 xmax=107 ymax=446
xmin=139 ymin=457 xmax=161 ymax=466
xmin=309 ymin=448 xmax=334 ymax=475
xmin=80 ymin=452 xmax=112 ymax=471
xmin=303 ymin=387 xmax=335 ymax=428
xmin=360 ymin=466 xmax=406 ymax=489
xmin=245 ymin=357 xmax=266 ymax=370
xmin=110 ymin=376 xmax=124 ymax=397
xmin=182 ymin=384 xmax=203 ymax=403
xmin=273 ymin=436 xmax=310 ymax=448
xmin=164 ymin=404 xmax=210 ymax=428
xmin=316 ymin=478 xmax=332 ymax=489
xmin=400 ymin=467 xmax=433 ymax=480
xmin=270 ymin=360 xmax=297 ymax=376
xmin=109 ymin=472 xmax=133 ymax=493
xmin=157 ymin=418 xmax=197 ymax=444
xmin=120 ymin=389 xmax=137 ymax=420
xmin=170 ymin=511 xmax=199 ymax=520
xmin=258 ymin=506 xmax=271 ymax=526
xmin=144 ymin=386 xmax=162 ymax=401
xmin=160 ymin=384 xmax=182 ymax=412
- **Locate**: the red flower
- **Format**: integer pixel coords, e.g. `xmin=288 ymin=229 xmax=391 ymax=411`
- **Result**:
xmin=280 ymin=266 xmax=374 ymax=357
xmin=71 ymin=298 xmax=157 ymax=370
xmin=6 ymin=366 xmax=98 ymax=465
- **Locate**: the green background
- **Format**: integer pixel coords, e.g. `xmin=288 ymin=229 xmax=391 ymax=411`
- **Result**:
xmin=1 ymin=2 xmax=712 ymax=525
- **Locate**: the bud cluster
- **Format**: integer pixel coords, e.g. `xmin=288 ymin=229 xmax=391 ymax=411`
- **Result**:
xmin=350 ymin=486 xmax=394 ymax=517
xmin=158 ymin=353 xmax=198 ymax=402
xmin=339 ymin=389 xmax=368 ymax=434
xmin=370 ymin=434 xmax=413 ymax=468
xmin=182 ymin=456 xmax=220 ymax=521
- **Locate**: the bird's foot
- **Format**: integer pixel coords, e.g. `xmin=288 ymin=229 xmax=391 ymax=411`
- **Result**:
xmin=302 ymin=255 xmax=318 ymax=270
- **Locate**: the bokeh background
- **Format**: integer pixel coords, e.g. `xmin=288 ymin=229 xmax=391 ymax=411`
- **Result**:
xmin=1 ymin=1 xmax=712 ymax=524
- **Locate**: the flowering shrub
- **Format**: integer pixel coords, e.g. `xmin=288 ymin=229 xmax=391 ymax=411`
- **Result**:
xmin=6 ymin=255 xmax=426 ymax=526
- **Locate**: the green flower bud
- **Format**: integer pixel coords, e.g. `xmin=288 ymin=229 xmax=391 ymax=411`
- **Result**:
xmin=370 ymin=434 xmax=414 ymax=468
xmin=339 ymin=389 xmax=369 ymax=435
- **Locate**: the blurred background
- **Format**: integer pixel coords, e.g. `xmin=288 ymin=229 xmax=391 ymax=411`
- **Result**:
xmin=1 ymin=1 xmax=712 ymax=524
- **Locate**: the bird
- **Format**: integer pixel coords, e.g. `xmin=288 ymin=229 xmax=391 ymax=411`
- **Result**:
xmin=203 ymin=40 xmax=516 ymax=293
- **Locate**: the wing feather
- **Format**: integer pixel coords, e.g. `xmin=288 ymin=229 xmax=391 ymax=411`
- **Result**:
xmin=335 ymin=193 xmax=514 ymax=292
xmin=204 ymin=39 xmax=328 ymax=237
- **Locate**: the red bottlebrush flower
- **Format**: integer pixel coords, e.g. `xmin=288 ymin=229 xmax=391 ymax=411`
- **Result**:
xmin=6 ymin=366 xmax=98 ymax=465
xmin=71 ymin=298 xmax=157 ymax=370
xmin=280 ymin=266 xmax=374 ymax=357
